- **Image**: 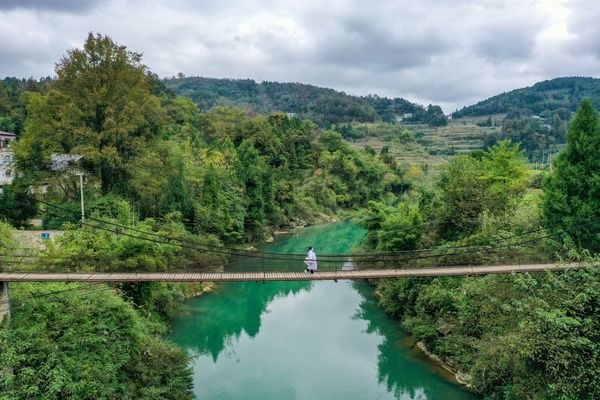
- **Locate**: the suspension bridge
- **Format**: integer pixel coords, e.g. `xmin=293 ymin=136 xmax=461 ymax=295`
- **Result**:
xmin=0 ymin=262 xmax=584 ymax=282
xmin=1 ymin=198 xmax=597 ymax=322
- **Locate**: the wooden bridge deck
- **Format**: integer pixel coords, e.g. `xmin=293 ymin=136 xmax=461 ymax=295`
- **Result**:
xmin=0 ymin=263 xmax=583 ymax=282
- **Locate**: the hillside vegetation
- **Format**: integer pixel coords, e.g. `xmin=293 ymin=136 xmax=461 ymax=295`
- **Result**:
xmin=362 ymin=101 xmax=600 ymax=399
xmin=449 ymin=77 xmax=600 ymax=155
xmin=163 ymin=76 xmax=448 ymax=127
xmin=453 ymin=77 xmax=600 ymax=117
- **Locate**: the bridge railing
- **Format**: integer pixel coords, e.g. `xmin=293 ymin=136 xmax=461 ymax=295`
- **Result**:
xmin=0 ymin=244 xmax=561 ymax=275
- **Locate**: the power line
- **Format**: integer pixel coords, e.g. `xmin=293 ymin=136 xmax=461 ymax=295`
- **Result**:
xmin=28 ymin=198 xmax=556 ymax=259
xmin=3 ymin=216 xmax=597 ymax=271
xmin=12 ymin=197 xmax=600 ymax=264
xmin=9 ymin=199 xmax=600 ymax=266
xmin=43 ymin=196 xmax=595 ymax=259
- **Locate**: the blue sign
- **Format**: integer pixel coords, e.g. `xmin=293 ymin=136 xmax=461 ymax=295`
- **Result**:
xmin=40 ymin=232 xmax=50 ymax=240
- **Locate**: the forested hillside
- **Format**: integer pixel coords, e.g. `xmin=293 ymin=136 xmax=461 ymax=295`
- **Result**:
xmin=449 ymin=77 xmax=600 ymax=156
xmin=453 ymin=77 xmax=600 ymax=117
xmin=163 ymin=76 xmax=448 ymax=127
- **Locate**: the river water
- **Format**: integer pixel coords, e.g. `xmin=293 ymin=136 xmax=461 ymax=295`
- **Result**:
xmin=170 ymin=222 xmax=477 ymax=399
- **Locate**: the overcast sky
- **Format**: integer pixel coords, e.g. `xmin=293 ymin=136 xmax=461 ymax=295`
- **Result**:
xmin=1 ymin=0 xmax=598 ymax=111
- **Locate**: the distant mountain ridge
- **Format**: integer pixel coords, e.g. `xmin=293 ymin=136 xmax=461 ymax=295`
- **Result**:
xmin=453 ymin=77 xmax=600 ymax=118
xmin=163 ymin=76 xmax=448 ymax=127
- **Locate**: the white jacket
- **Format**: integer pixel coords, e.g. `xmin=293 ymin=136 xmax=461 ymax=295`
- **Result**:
xmin=307 ymin=250 xmax=317 ymax=270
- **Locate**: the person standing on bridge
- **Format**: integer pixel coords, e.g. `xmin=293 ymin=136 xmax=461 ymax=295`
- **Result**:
xmin=305 ymin=247 xmax=317 ymax=274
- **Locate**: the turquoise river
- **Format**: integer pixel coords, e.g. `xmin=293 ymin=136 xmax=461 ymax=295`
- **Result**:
xmin=170 ymin=222 xmax=478 ymax=399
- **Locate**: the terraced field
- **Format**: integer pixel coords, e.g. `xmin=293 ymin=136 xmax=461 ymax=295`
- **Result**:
xmin=409 ymin=115 xmax=504 ymax=156
xmin=348 ymin=115 xmax=505 ymax=170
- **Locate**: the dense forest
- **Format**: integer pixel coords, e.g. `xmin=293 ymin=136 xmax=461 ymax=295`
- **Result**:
xmin=362 ymin=101 xmax=600 ymax=399
xmin=0 ymin=33 xmax=414 ymax=399
xmin=164 ymin=76 xmax=448 ymax=127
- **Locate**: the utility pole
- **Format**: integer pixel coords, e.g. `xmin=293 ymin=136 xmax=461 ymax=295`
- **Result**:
xmin=76 ymin=171 xmax=85 ymax=222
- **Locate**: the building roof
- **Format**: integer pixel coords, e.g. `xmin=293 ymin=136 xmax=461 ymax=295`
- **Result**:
xmin=0 ymin=131 xmax=16 ymax=138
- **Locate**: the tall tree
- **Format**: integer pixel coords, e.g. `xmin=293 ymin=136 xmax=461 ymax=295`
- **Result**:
xmin=480 ymin=140 xmax=530 ymax=215
xmin=236 ymin=140 xmax=270 ymax=240
xmin=16 ymin=32 xmax=165 ymax=193
xmin=542 ymin=99 xmax=600 ymax=251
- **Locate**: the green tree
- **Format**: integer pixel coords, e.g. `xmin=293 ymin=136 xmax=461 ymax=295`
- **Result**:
xmin=0 ymin=283 xmax=193 ymax=399
xmin=129 ymin=141 xmax=194 ymax=220
xmin=236 ymin=140 xmax=271 ymax=240
xmin=15 ymin=32 xmax=165 ymax=194
xmin=542 ymin=99 xmax=600 ymax=251
xmin=436 ymin=155 xmax=485 ymax=239
xmin=481 ymin=140 xmax=530 ymax=215
xmin=377 ymin=202 xmax=423 ymax=251
xmin=0 ymin=178 xmax=37 ymax=227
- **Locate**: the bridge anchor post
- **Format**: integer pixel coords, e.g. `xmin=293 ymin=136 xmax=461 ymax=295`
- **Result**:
xmin=0 ymin=282 xmax=10 ymax=323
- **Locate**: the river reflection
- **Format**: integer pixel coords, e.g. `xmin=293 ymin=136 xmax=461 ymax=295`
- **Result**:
xmin=169 ymin=280 xmax=310 ymax=361
xmin=170 ymin=222 xmax=476 ymax=399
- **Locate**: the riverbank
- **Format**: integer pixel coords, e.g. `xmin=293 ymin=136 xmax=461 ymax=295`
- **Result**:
xmin=371 ymin=285 xmax=474 ymax=391
xmin=415 ymin=341 xmax=472 ymax=387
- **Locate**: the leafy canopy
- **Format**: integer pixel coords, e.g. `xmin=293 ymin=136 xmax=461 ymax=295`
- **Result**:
xmin=542 ymin=98 xmax=600 ymax=251
xmin=15 ymin=33 xmax=165 ymax=193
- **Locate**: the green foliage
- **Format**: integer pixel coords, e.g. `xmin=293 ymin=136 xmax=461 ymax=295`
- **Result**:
xmin=377 ymin=206 xmax=422 ymax=251
xmin=0 ymin=77 xmax=50 ymax=136
xmin=480 ymin=141 xmax=530 ymax=214
xmin=0 ymin=221 xmax=15 ymax=255
xmin=0 ymin=178 xmax=37 ymax=227
xmin=436 ymin=141 xmax=530 ymax=239
xmin=334 ymin=122 xmax=416 ymax=144
xmin=236 ymin=140 xmax=272 ymax=240
xmin=436 ymin=154 xmax=486 ymax=239
xmin=376 ymin=267 xmax=600 ymax=399
xmin=543 ymin=99 xmax=600 ymax=252
xmin=42 ymin=194 xmax=133 ymax=229
xmin=39 ymin=214 xmax=225 ymax=322
xmin=454 ymin=76 xmax=600 ymax=118
xmin=164 ymin=76 xmax=437 ymax=126
xmin=42 ymin=217 xmax=225 ymax=274
xmin=422 ymin=104 xmax=448 ymax=127
xmin=15 ymin=33 xmax=165 ymax=193
xmin=0 ymin=283 xmax=193 ymax=400
xmin=128 ymin=140 xmax=195 ymax=220
xmin=482 ymin=111 xmax=566 ymax=155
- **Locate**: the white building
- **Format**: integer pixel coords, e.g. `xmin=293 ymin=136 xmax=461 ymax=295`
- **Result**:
xmin=0 ymin=131 xmax=16 ymax=187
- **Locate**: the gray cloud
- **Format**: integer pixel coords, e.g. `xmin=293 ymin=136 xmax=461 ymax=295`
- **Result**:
xmin=0 ymin=0 xmax=599 ymax=111
xmin=473 ymin=19 xmax=543 ymax=63
xmin=0 ymin=0 xmax=100 ymax=12
xmin=308 ymin=16 xmax=450 ymax=71
xmin=566 ymin=1 xmax=600 ymax=59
